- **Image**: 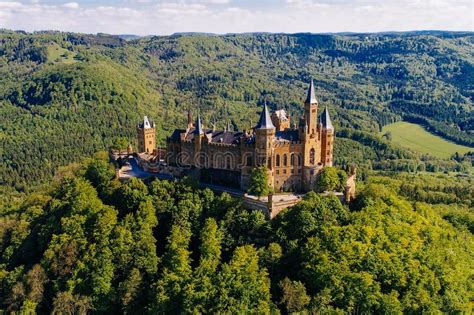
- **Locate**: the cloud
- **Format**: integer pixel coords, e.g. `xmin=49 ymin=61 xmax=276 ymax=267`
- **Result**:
xmin=63 ymin=2 xmax=79 ymax=9
xmin=0 ymin=0 xmax=471 ymax=35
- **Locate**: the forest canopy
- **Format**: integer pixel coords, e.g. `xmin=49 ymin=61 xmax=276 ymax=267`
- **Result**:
xmin=0 ymin=157 xmax=472 ymax=313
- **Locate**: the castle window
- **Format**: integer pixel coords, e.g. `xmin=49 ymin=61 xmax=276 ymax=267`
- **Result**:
xmin=290 ymin=154 xmax=294 ymax=166
xmin=276 ymin=170 xmax=279 ymax=175
xmin=283 ymin=154 xmax=287 ymax=166
xmin=310 ymin=148 xmax=315 ymax=165
xmin=276 ymin=155 xmax=280 ymax=167
xmin=283 ymin=169 xmax=287 ymax=174
xmin=226 ymin=156 xmax=232 ymax=169
xmin=268 ymin=157 xmax=272 ymax=169
xmin=297 ymin=155 xmax=301 ymax=166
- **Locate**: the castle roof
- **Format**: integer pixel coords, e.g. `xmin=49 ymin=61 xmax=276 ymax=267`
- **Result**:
xmin=255 ymin=103 xmax=275 ymax=129
xmin=169 ymin=128 xmax=247 ymax=145
xmin=320 ymin=106 xmax=333 ymax=130
xmin=276 ymin=129 xmax=299 ymax=142
xmin=273 ymin=109 xmax=289 ymax=121
xmin=138 ymin=115 xmax=155 ymax=129
xmin=305 ymin=79 xmax=318 ymax=104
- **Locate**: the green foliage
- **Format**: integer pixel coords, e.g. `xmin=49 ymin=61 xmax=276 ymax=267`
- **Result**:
xmin=0 ymin=157 xmax=473 ymax=313
xmin=248 ymin=166 xmax=271 ymax=197
xmin=279 ymin=277 xmax=311 ymax=313
xmin=315 ymin=167 xmax=340 ymax=192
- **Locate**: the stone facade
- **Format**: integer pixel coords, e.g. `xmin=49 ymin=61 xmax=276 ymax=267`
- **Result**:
xmin=137 ymin=116 xmax=156 ymax=154
xmin=160 ymin=80 xmax=335 ymax=192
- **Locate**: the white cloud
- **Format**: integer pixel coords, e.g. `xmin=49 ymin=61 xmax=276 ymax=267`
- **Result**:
xmin=63 ymin=2 xmax=79 ymax=9
xmin=0 ymin=0 xmax=471 ymax=35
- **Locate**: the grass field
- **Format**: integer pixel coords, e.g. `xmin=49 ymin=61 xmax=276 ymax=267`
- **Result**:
xmin=381 ymin=121 xmax=473 ymax=159
xmin=47 ymin=43 xmax=77 ymax=64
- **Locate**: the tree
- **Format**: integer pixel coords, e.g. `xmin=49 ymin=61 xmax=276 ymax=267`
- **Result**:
xmin=248 ymin=166 xmax=271 ymax=198
xmin=315 ymin=167 xmax=340 ymax=192
xmin=279 ymin=277 xmax=310 ymax=313
xmin=182 ymin=218 xmax=223 ymax=313
xmin=212 ymin=245 xmax=271 ymax=313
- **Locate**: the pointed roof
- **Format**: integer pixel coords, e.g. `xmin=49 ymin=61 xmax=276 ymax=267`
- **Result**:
xmin=255 ymin=102 xmax=275 ymax=129
xmin=305 ymin=79 xmax=318 ymax=104
xmin=139 ymin=115 xmax=154 ymax=129
xmin=320 ymin=106 xmax=333 ymax=130
xmin=194 ymin=114 xmax=204 ymax=135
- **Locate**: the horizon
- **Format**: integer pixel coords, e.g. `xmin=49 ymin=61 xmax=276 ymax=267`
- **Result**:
xmin=2 ymin=29 xmax=473 ymax=37
xmin=0 ymin=0 xmax=472 ymax=35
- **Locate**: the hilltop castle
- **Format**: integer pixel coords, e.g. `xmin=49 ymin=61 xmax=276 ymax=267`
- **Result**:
xmin=137 ymin=80 xmax=335 ymax=192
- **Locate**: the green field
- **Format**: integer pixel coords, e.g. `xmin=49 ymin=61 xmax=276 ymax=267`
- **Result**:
xmin=381 ymin=121 xmax=473 ymax=159
xmin=47 ymin=43 xmax=77 ymax=64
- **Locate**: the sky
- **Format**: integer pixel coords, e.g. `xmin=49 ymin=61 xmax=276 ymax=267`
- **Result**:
xmin=0 ymin=0 xmax=472 ymax=35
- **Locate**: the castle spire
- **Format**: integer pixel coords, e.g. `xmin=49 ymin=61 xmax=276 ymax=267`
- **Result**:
xmin=320 ymin=106 xmax=333 ymax=130
xmin=194 ymin=114 xmax=204 ymax=135
xmin=255 ymin=102 xmax=275 ymax=129
xmin=305 ymin=79 xmax=318 ymax=104
xmin=187 ymin=108 xmax=193 ymax=128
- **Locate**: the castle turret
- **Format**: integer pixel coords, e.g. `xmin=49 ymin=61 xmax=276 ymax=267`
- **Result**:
xmin=271 ymin=109 xmax=290 ymax=131
xmin=137 ymin=116 xmax=156 ymax=153
xmin=187 ymin=108 xmax=193 ymax=130
xmin=255 ymin=103 xmax=275 ymax=188
xmin=194 ymin=114 xmax=204 ymax=152
xmin=304 ymin=79 xmax=318 ymax=136
xmin=320 ymin=106 xmax=334 ymax=166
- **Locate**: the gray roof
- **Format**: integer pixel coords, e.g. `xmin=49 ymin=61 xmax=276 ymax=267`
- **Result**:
xmin=320 ymin=106 xmax=333 ymax=130
xmin=138 ymin=115 xmax=155 ymax=129
xmin=194 ymin=114 xmax=204 ymax=135
xmin=169 ymin=128 xmax=246 ymax=145
xmin=305 ymin=79 xmax=318 ymax=104
xmin=255 ymin=103 xmax=275 ymax=129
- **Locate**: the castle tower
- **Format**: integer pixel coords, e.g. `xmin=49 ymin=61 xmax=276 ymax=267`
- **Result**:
xmin=304 ymin=79 xmax=318 ymax=136
xmin=271 ymin=109 xmax=290 ymax=131
xmin=137 ymin=116 xmax=156 ymax=153
xmin=320 ymin=106 xmax=334 ymax=166
xmin=302 ymin=80 xmax=320 ymax=166
xmin=194 ymin=114 xmax=204 ymax=153
xmin=255 ymin=103 xmax=275 ymax=188
xmin=300 ymin=80 xmax=323 ymax=190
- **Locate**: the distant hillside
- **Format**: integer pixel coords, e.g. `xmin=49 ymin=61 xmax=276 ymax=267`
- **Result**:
xmin=0 ymin=30 xmax=473 ymax=188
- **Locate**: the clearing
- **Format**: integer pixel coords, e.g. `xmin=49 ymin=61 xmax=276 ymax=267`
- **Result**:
xmin=381 ymin=121 xmax=473 ymax=159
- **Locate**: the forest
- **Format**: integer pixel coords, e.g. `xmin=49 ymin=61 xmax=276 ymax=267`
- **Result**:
xmin=0 ymin=156 xmax=472 ymax=313
xmin=0 ymin=30 xmax=473 ymax=189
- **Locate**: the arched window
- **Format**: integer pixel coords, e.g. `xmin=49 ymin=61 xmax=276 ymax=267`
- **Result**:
xmin=283 ymin=154 xmax=288 ymax=166
xmin=276 ymin=155 xmax=280 ymax=167
xmin=310 ymin=148 xmax=315 ymax=165
xmin=226 ymin=156 xmax=232 ymax=169
xmin=290 ymin=154 xmax=294 ymax=166
xmin=297 ymin=154 xmax=301 ymax=166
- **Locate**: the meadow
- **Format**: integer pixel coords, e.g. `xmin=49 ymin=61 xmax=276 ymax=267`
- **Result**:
xmin=382 ymin=121 xmax=473 ymax=158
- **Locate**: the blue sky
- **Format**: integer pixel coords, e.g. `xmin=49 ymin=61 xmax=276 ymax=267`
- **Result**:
xmin=0 ymin=0 xmax=472 ymax=35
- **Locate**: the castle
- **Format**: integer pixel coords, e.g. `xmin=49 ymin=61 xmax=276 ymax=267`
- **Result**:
xmin=136 ymin=80 xmax=335 ymax=192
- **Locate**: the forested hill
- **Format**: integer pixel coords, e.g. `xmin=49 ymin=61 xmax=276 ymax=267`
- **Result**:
xmin=1 ymin=30 xmax=473 ymax=188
